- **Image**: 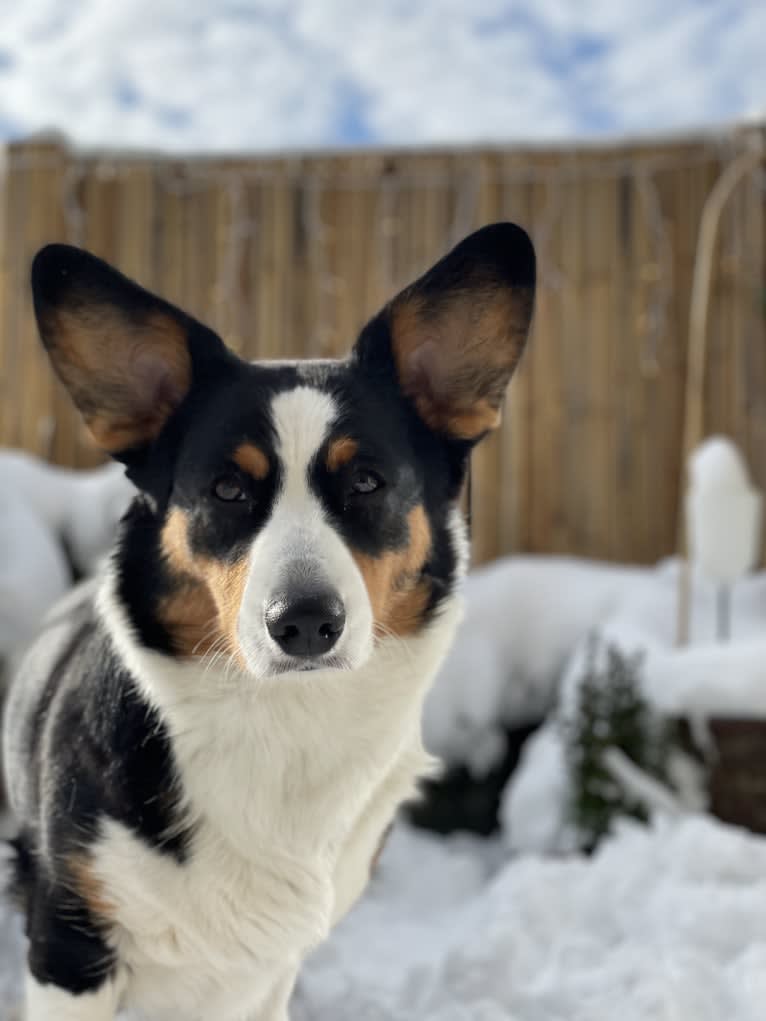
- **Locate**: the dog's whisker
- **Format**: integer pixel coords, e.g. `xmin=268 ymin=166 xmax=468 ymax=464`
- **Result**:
xmin=190 ymin=617 xmax=226 ymax=657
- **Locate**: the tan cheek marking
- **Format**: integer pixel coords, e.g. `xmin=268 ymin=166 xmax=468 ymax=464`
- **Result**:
xmin=233 ymin=442 xmax=269 ymax=481
xmin=353 ymin=505 xmax=432 ymax=637
xmin=326 ymin=436 xmax=359 ymax=472
xmin=157 ymin=582 xmax=220 ymax=658
xmin=201 ymin=556 xmax=250 ymax=667
xmin=159 ymin=509 xmax=220 ymax=657
xmin=67 ymin=854 xmax=116 ymax=925
xmin=159 ymin=508 xmax=248 ymax=665
xmin=385 ymin=576 xmax=433 ymax=637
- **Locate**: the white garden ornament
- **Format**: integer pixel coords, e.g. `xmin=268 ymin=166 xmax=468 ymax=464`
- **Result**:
xmin=685 ymin=436 xmax=763 ymax=639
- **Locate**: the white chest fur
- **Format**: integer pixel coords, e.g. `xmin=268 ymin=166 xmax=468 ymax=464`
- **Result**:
xmin=94 ymin=582 xmax=461 ymax=1020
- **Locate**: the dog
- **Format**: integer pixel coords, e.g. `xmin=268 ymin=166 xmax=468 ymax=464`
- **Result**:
xmin=2 ymin=222 xmax=535 ymax=1020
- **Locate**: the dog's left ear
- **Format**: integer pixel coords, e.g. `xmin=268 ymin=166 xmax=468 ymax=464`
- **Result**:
xmin=358 ymin=222 xmax=535 ymax=441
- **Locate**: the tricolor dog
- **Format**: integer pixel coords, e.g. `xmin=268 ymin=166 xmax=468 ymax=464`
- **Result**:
xmin=3 ymin=223 xmax=535 ymax=1020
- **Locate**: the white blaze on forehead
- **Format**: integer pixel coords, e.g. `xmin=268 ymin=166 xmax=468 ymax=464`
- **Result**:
xmin=271 ymin=387 xmax=337 ymax=493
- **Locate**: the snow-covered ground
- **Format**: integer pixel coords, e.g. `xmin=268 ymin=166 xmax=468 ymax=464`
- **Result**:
xmin=3 ymin=815 xmax=766 ymax=1020
xmin=295 ymin=817 xmax=766 ymax=1021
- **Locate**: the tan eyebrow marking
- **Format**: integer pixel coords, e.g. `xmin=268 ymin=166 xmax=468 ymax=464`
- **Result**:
xmin=232 ymin=442 xmax=270 ymax=481
xmin=326 ymin=436 xmax=359 ymax=473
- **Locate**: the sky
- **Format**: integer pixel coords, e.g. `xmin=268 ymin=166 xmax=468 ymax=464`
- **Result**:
xmin=0 ymin=1 xmax=763 ymax=153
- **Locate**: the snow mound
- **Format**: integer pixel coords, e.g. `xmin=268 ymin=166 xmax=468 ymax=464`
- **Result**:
xmin=505 ymin=565 xmax=766 ymax=851
xmin=499 ymin=721 xmax=577 ymax=855
xmin=425 ymin=553 xmax=766 ymax=783
xmin=0 ymin=450 xmax=135 ymax=576
xmin=688 ymin=436 xmax=753 ymax=491
xmin=685 ymin=437 xmax=762 ymax=585
xmin=423 ymin=556 xmax=651 ymax=776
xmin=293 ymin=816 xmax=766 ymax=1021
xmin=0 ymin=451 xmax=135 ymax=671
xmin=0 ymin=490 xmax=70 ymax=665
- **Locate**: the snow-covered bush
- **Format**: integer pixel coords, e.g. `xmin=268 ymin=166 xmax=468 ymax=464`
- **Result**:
xmin=563 ymin=640 xmax=673 ymax=850
xmin=423 ymin=556 xmax=653 ymax=778
xmin=423 ymin=556 xmax=763 ymax=852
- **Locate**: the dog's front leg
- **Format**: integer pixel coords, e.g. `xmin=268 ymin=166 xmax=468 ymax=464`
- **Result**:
xmin=24 ymin=969 xmax=122 ymax=1021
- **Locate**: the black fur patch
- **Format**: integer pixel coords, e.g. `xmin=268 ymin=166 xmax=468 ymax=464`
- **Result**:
xmin=11 ymin=832 xmax=117 ymax=995
xmin=6 ymin=615 xmax=189 ymax=992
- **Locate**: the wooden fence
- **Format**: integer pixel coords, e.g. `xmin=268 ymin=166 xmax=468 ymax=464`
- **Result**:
xmin=1 ymin=129 xmax=764 ymax=566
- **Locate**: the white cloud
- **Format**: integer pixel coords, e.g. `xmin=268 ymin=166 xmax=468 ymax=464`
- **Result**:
xmin=0 ymin=0 xmax=762 ymax=152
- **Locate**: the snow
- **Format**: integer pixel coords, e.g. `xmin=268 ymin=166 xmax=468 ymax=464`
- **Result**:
xmin=688 ymin=436 xmax=753 ymax=491
xmin=0 ymin=487 xmax=70 ymax=668
xmin=601 ymin=746 xmax=686 ymax=817
xmin=503 ymin=561 xmax=766 ymax=854
xmin=425 ymin=557 xmax=677 ymax=776
xmin=0 ymin=450 xmax=134 ymax=576
xmin=425 ymin=553 xmax=766 ymax=855
xmin=423 ymin=556 xmax=651 ymax=777
xmin=0 ymin=450 xmax=134 ymax=668
xmin=499 ymin=722 xmax=578 ymax=855
xmin=294 ymin=816 xmax=766 ymax=1021
xmin=646 ymin=639 xmax=766 ymax=717
xmin=557 ymin=563 xmax=766 ymax=721
xmin=428 ymin=555 xmax=766 ymax=787
xmin=685 ymin=437 xmax=762 ymax=585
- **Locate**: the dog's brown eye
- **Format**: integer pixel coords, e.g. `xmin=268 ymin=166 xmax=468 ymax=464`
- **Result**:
xmin=213 ymin=477 xmax=247 ymax=502
xmin=351 ymin=469 xmax=383 ymax=495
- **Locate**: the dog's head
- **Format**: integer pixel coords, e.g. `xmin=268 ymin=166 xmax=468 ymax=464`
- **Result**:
xmin=31 ymin=224 xmax=535 ymax=680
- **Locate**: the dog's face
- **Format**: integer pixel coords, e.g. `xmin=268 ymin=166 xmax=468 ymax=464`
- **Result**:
xmin=145 ymin=362 xmax=441 ymax=678
xmin=31 ymin=225 xmax=535 ymax=681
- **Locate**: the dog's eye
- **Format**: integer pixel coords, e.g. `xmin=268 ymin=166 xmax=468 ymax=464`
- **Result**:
xmin=213 ymin=477 xmax=247 ymax=502
xmin=350 ymin=469 xmax=383 ymax=495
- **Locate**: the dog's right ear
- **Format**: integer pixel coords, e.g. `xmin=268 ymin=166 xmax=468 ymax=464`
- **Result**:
xmin=31 ymin=245 xmax=227 ymax=458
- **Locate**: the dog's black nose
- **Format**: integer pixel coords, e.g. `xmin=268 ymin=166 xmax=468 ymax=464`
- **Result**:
xmin=265 ymin=592 xmax=346 ymax=658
